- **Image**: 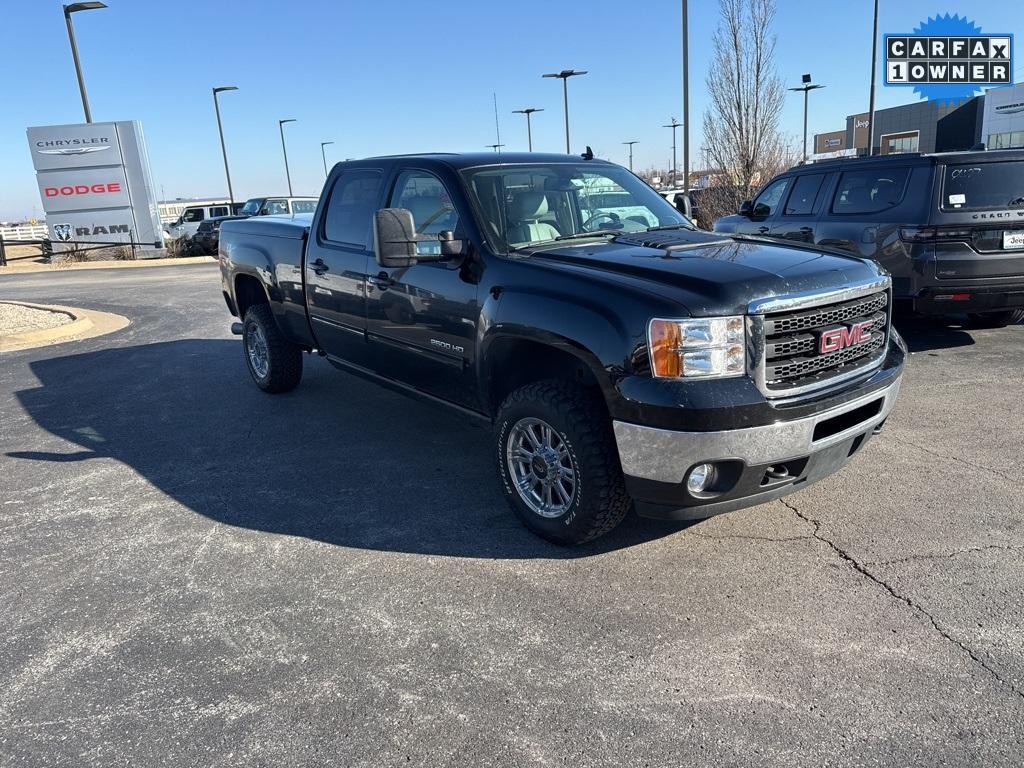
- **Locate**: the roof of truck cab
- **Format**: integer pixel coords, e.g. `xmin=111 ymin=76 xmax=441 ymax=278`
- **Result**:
xmin=350 ymin=152 xmax=616 ymax=168
xmin=801 ymin=148 xmax=1024 ymax=172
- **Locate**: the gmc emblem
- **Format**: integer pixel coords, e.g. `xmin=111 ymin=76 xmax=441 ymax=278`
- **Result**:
xmin=819 ymin=321 xmax=873 ymax=354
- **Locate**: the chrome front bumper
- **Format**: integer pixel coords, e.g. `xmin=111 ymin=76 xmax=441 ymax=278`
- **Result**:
xmin=613 ymin=376 xmax=902 ymax=484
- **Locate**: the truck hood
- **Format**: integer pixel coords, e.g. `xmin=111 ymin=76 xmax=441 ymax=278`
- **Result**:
xmin=522 ymin=230 xmax=884 ymax=316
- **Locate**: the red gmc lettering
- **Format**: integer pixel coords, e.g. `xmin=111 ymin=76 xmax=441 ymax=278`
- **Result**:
xmin=43 ymin=183 xmax=122 ymax=197
xmin=820 ymin=321 xmax=873 ymax=354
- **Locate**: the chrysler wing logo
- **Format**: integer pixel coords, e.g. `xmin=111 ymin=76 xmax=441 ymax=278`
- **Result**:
xmin=53 ymin=224 xmax=73 ymax=242
xmin=37 ymin=145 xmax=111 ymax=156
xmin=819 ymin=321 xmax=873 ymax=354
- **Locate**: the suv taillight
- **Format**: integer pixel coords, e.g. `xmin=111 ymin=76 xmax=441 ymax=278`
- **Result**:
xmin=899 ymin=226 xmax=973 ymax=243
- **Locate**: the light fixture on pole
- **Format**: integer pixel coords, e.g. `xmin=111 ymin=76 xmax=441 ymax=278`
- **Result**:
xmin=278 ymin=119 xmax=296 ymax=196
xmin=622 ymin=140 xmax=639 ymax=172
xmin=212 ymin=86 xmax=238 ymax=205
xmin=663 ymin=118 xmax=681 ymax=185
xmin=320 ymin=141 xmax=334 ymax=178
xmin=542 ymin=69 xmax=587 ymax=153
xmin=63 ymin=2 xmax=107 ymax=124
xmin=512 ymin=108 xmax=543 ymax=151
xmin=789 ymin=74 xmax=825 ymax=163
xmin=486 ymin=144 xmax=506 ymax=153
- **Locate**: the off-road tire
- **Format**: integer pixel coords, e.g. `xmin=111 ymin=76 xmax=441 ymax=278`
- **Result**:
xmin=965 ymin=309 xmax=1024 ymax=329
xmin=495 ymin=380 xmax=631 ymax=545
xmin=242 ymin=303 xmax=303 ymax=393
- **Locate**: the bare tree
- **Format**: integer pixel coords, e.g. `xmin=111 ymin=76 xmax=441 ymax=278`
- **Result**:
xmin=702 ymin=0 xmax=793 ymax=215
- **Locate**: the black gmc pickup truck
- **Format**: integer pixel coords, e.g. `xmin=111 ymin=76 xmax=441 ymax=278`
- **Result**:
xmin=219 ymin=152 xmax=906 ymax=544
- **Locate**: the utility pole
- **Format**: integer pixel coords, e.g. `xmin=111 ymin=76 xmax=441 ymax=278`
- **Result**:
xmin=789 ymin=74 xmax=825 ymax=163
xmin=542 ymin=70 xmax=587 ymax=153
xmin=513 ymin=108 xmax=543 ymax=151
xmin=622 ymin=140 xmax=638 ymax=172
xmin=867 ymin=0 xmax=880 ymax=156
xmin=663 ymin=118 xmax=681 ymax=185
xmin=682 ymin=0 xmax=690 ymax=192
xmin=279 ymin=119 xmax=296 ymax=196
xmin=63 ymin=2 xmax=107 ymax=123
xmin=212 ymin=86 xmax=238 ymax=205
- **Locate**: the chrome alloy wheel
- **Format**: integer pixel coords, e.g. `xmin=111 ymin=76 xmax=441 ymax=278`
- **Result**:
xmin=245 ymin=321 xmax=270 ymax=379
xmin=506 ymin=417 xmax=578 ymax=518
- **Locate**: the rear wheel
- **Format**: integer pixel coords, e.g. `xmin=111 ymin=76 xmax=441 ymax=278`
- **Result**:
xmin=242 ymin=303 xmax=302 ymax=393
xmin=495 ymin=380 xmax=631 ymax=545
xmin=965 ymin=309 xmax=1024 ymax=329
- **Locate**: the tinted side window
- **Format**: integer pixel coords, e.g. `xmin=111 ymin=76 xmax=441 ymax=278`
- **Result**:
xmin=752 ymin=178 xmax=790 ymax=217
xmin=390 ymin=171 xmax=459 ymax=236
xmin=323 ymin=170 xmax=383 ymax=247
xmin=182 ymin=209 xmax=204 ymax=223
xmin=831 ymin=168 xmax=909 ymax=214
xmin=783 ymin=174 xmax=826 ymax=215
xmin=292 ymin=200 xmax=318 ymax=214
xmin=210 ymin=206 xmax=229 ymax=217
xmin=263 ymin=199 xmax=289 ymax=215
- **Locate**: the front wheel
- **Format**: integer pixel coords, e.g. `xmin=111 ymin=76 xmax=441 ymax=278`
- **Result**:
xmin=495 ymin=380 xmax=631 ymax=545
xmin=965 ymin=309 xmax=1024 ymax=329
xmin=242 ymin=303 xmax=303 ymax=393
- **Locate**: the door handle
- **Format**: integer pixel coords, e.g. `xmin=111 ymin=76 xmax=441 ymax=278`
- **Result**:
xmin=369 ymin=272 xmax=394 ymax=291
xmin=758 ymin=226 xmax=770 ymax=234
xmin=311 ymin=258 xmax=329 ymax=275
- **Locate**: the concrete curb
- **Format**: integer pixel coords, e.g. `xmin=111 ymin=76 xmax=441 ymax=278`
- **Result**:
xmin=0 ymin=255 xmax=215 ymax=275
xmin=0 ymin=301 xmax=130 ymax=353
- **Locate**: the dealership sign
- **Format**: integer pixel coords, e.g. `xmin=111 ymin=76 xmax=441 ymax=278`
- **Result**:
xmin=885 ymin=14 xmax=1013 ymax=103
xmin=26 ymin=121 xmax=163 ymax=249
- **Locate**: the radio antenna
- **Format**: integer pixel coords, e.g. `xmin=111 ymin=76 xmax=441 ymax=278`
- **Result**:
xmin=492 ymin=92 xmax=502 ymax=153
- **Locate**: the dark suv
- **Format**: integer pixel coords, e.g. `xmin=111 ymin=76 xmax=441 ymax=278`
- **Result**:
xmin=714 ymin=150 xmax=1024 ymax=327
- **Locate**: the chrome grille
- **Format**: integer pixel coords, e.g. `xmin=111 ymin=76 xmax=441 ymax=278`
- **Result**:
xmin=756 ymin=288 xmax=890 ymax=397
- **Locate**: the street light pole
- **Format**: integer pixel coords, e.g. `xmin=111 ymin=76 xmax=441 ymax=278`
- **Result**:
xmin=63 ymin=2 xmax=107 ymax=124
xmin=622 ymin=141 xmax=638 ymax=172
xmin=542 ymin=70 xmax=587 ymax=153
xmin=867 ymin=0 xmax=880 ymax=156
xmin=320 ymin=141 xmax=334 ymax=178
xmin=682 ymin=0 xmax=690 ymax=192
xmin=279 ymin=119 xmax=296 ymax=196
xmin=788 ymin=74 xmax=825 ymax=163
xmin=663 ymin=118 xmax=681 ymax=185
xmin=513 ymin=108 xmax=543 ymax=151
xmin=212 ymin=86 xmax=238 ymax=205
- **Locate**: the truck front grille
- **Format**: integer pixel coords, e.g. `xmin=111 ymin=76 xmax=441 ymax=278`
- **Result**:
xmin=758 ymin=290 xmax=890 ymax=397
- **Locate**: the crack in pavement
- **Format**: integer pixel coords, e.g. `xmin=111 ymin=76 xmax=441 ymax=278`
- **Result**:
xmin=889 ymin=436 xmax=1016 ymax=485
xmin=865 ymin=543 xmax=1024 ymax=567
xmin=778 ymin=498 xmax=1024 ymax=703
xmin=689 ymin=531 xmax=813 ymax=544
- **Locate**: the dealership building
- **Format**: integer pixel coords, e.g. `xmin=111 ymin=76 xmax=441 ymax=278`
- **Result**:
xmin=812 ymin=82 xmax=1024 ymax=159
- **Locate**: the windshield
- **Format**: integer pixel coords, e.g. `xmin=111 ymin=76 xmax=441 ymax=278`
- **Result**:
xmin=461 ymin=163 xmax=691 ymax=253
xmin=942 ymin=161 xmax=1024 ymax=211
xmin=240 ymin=199 xmax=263 ymax=215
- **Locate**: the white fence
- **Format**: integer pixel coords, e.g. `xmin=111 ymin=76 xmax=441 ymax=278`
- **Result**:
xmin=0 ymin=224 xmax=49 ymax=240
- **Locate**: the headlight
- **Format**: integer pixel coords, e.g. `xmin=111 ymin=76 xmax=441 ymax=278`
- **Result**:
xmin=648 ymin=316 xmax=746 ymax=379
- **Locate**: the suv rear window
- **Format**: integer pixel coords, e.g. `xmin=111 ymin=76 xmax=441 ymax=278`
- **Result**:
xmin=832 ymin=168 xmax=909 ymax=214
xmin=942 ymin=161 xmax=1024 ymax=211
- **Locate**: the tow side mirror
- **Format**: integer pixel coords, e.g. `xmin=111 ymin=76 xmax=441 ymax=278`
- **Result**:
xmin=438 ymin=230 xmax=465 ymax=257
xmin=738 ymin=200 xmax=753 ymax=217
xmin=373 ymin=208 xmax=452 ymax=268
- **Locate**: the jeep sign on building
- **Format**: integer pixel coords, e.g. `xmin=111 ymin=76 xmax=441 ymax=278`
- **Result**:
xmin=26 ymin=121 xmax=163 ymax=249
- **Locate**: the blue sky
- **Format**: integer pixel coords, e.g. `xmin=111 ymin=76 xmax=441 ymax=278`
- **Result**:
xmin=1 ymin=0 xmax=1021 ymax=220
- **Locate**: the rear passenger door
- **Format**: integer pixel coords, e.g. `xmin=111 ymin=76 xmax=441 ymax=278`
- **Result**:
xmin=770 ymin=173 xmax=830 ymax=243
xmin=735 ymin=177 xmax=790 ymax=235
xmin=304 ymin=169 xmax=384 ymax=364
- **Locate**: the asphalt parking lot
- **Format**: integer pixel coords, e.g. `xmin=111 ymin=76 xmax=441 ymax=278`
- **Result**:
xmin=1 ymin=263 xmax=1022 ymax=766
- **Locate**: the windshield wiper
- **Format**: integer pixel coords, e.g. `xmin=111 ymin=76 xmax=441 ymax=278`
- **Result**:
xmin=553 ymin=229 xmax=622 ymax=242
xmin=645 ymin=223 xmax=695 ymax=232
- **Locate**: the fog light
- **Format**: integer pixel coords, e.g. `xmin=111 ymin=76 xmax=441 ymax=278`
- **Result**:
xmin=687 ymin=463 xmax=716 ymax=494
